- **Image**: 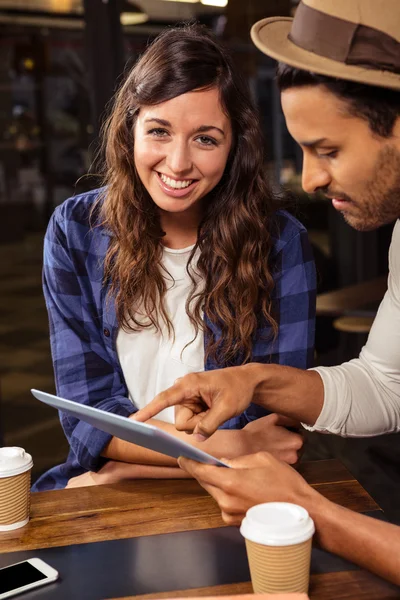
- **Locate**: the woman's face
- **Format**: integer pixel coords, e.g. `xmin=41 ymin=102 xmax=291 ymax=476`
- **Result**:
xmin=134 ymin=87 xmax=232 ymax=218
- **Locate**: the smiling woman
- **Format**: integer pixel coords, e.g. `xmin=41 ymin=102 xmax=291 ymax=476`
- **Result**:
xmin=32 ymin=24 xmax=316 ymax=491
xmin=133 ymin=88 xmax=232 ymax=239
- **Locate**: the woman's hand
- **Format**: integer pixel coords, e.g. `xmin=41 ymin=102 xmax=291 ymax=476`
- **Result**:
xmin=66 ymin=461 xmax=191 ymax=488
xmin=173 ymin=414 xmax=304 ymax=464
xmin=241 ymin=414 xmax=304 ymax=465
xmin=178 ymin=451 xmax=322 ymax=526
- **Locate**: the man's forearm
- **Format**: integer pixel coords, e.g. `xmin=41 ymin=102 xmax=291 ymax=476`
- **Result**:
xmin=244 ymin=364 xmax=324 ymax=425
xmin=310 ymin=495 xmax=400 ymax=586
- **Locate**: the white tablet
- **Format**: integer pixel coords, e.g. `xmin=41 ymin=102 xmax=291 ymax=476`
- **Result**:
xmin=31 ymin=389 xmax=229 ymax=468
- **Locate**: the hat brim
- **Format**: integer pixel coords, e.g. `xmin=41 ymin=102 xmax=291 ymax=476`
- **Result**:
xmin=251 ymin=17 xmax=400 ymax=91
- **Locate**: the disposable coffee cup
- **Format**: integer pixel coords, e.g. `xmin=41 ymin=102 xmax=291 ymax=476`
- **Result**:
xmin=240 ymin=502 xmax=315 ymax=594
xmin=0 ymin=447 xmax=33 ymax=531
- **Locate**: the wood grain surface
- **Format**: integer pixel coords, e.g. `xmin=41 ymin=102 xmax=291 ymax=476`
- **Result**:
xmin=0 ymin=460 xmax=380 ymax=554
xmin=121 ymin=571 xmax=400 ymax=600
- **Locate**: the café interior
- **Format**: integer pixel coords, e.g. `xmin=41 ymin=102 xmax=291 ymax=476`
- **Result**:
xmin=0 ymin=0 xmax=399 ymax=598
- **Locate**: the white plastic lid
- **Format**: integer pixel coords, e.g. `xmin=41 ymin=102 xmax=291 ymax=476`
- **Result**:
xmin=240 ymin=502 xmax=315 ymax=546
xmin=0 ymin=447 xmax=33 ymax=478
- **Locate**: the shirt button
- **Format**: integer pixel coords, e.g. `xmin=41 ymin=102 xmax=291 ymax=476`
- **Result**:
xmin=103 ymin=328 xmax=111 ymax=337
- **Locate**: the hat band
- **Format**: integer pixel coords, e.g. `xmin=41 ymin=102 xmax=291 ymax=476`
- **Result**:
xmin=288 ymin=2 xmax=400 ymax=74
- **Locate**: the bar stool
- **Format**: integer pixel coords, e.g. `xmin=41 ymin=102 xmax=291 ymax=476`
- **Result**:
xmin=333 ymin=315 xmax=375 ymax=362
xmin=333 ymin=315 xmax=375 ymax=334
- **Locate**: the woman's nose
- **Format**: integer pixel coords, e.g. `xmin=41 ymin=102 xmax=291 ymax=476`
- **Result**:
xmin=166 ymin=140 xmax=193 ymax=175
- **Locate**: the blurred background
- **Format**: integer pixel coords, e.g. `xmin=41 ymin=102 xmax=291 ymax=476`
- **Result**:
xmin=0 ymin=0 xmax=398 ymax=521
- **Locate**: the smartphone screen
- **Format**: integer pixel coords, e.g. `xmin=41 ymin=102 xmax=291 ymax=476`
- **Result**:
xmin=0 ymin=562 xmax=47 ymax=594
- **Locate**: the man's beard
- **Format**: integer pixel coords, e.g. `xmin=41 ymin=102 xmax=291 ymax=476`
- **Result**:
xmin=333 ymin=145 xmax=400 ymax=232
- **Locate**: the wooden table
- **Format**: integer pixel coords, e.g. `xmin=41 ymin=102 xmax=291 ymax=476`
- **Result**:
xmin=0 ymin=460 xmax=398 ymax=599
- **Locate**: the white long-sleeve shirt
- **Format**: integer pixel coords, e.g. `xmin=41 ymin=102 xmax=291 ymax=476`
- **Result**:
xmin=306 ymin=220 xmax=400 ymax=437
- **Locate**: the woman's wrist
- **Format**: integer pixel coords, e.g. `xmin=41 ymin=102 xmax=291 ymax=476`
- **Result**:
xmin=203 ymin=429 xmax=250 ymax=459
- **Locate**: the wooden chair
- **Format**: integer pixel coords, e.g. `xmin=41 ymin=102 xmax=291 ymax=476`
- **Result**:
xmin=333 ymin=315 xmax=375 ymax=334
xmin=316 ymin=275 xmax=387 ymax=317
xmin=316 ymin=277 xmax=386 ymax=363
xmin=332 ymin=314 xmax=375 ymax=363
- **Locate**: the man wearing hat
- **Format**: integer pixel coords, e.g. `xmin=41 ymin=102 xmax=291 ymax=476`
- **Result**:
xmin=136 ymin=0 xmax=400 ymax=584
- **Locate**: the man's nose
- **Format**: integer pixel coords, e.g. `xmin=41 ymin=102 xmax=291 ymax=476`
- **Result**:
xmin=301 ymin=154 xmax=331 ymax=194
xmin=166 ymin=139 xmax=193 ymax=175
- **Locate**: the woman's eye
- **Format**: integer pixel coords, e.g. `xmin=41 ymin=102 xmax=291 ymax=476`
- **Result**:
xmin=148 ymin=128 xmax=168 ymax=137
xmin=196 ymin=135 xmax=217 ymax=146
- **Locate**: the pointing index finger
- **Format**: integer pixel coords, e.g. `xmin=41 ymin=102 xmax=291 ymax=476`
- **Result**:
xmin=133 ymin=385 xmax=185 ymax=422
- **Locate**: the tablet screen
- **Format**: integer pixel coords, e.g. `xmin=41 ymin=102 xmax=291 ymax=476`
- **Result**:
xmin=31 ymin=389 xmax=229 ymax=468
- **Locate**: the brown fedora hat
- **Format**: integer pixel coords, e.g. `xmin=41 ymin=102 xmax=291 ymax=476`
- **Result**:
xmin=251 ymin=0 xmax=400 ymax=90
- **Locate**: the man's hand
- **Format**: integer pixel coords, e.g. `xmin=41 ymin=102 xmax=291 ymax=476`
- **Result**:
xmin=134 ymin=366 xmax=259 ymax=440
xmin=179 ymin=453 xmax=400 ymax=587
xmin=178 ymin=451 xmax=321 ymax=526
xmin=133 ymin=365 xmax=324 ymax=439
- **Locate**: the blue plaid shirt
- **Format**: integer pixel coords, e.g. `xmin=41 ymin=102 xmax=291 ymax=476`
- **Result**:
xmin=33 ymin=189 xmax=316 ymax=491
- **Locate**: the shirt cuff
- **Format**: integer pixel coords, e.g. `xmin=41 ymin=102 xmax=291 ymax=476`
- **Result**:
xmin=301 ymin=366 xmax=344 ymax=433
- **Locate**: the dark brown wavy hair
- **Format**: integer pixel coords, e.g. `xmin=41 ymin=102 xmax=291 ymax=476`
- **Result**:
xmin=99 ymin=23 xmax=280 ymax=365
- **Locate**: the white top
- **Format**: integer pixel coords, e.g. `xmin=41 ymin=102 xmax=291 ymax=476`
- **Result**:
xmin=306 ymin=219 xmax=400 ymax=436
xmin=116 ymin=245 xmax=205 ymax=424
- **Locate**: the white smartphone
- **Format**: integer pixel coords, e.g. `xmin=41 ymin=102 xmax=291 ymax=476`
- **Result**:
xmin=0 ymin=558 xmax=59 ymax=598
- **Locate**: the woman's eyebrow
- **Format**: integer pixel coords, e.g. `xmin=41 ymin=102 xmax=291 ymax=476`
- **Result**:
xmin=144 ymin=118 xmax=225 ymax=137
xmin=196 ymin=125 xmax=225 ymax=136
xmin=144 ymin=118 xmax=171 ymax=127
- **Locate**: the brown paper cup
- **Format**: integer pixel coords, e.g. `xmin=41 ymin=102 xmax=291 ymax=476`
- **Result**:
xmin=241 ymin=503 xmax=315 ymax=596
xmin=0 ymin=469 xmax=31 ymax=531
xmin=245 ymin=537 xmax=312 ymax=594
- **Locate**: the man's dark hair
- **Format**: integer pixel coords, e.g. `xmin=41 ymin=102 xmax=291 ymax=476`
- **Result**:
xmin=276 ymin=62 xmax=400 ymax=138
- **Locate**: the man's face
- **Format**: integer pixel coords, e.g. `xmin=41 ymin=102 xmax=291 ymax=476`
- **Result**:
xmin=281 ymin=85 xmax=400 ymax=231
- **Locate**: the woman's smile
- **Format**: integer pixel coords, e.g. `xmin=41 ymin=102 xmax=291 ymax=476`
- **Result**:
xmin=156 ymin=171 xmax=199 ymax=198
